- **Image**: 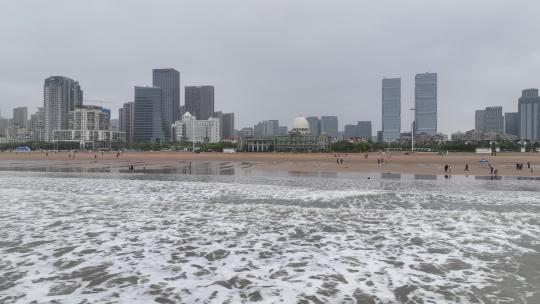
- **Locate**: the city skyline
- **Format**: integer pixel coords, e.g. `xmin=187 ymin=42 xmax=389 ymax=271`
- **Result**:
xmin=2 ymin=1 xmax=540 ymax=134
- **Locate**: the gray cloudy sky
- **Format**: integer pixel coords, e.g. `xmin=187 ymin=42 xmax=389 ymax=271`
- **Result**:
xmin=1 ymin=0 xmax=540 ymax=134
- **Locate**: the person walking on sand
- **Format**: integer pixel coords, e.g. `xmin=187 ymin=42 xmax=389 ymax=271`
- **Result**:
xmin=465 ymin=164 xmax=469 ymax=172
xmin=444 ymin=164 xmax=448 ymax=173
xmin=337 ymin=158 xmax=340 ymax=165
xmin=527 ymin=162 xmax=531 ymax=169
xmin=340 ymin=158 xmax=343 ymax=165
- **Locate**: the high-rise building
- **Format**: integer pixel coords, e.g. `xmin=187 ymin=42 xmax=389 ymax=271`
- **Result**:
xmin=382 ymin=78 xmax=401 ymax=142
xmin=357 ymin=121 xmax=372 ymax=139
xmin=278 ymin=126 xmax=288 ymax=135
xmin=414 ymin=73 xmax=437 ymax=134
xmin=153 ymin=68 xmax=180 ymax=125
xmin=306 ymin=116 xmax=320 ymax=136
xmin=504 ymin=112 xmax=520 ymax=137
xmin=119 ymin=102 xmax=135 ymax=142
xmin=13 ymin=107 xmax=28 ymax=129
xmin=475 ymin=110 xmax=485 ymax=131
xmin=30 ymin=107 xmax=45 ymax=141
xmin=43 ymin=76 xmax=83 ymax=141
xmin=222 ymin=113 xmax=235 ymax=139
xmin=185 ymin=86 xmax=214 ymax=120
xmin=320 ymin=116 xmax=338 ymax=137
xmin=133 ymin=86 xmax=166 ymax=143
xmin=518 ymin=88 xmax=540 ymax=141
xmin=483 ymin=106 xmax=504 ymax=134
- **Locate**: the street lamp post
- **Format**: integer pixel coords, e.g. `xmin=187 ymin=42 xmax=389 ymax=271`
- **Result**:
xmin=410 ymin=108 xmax=415 ymax=153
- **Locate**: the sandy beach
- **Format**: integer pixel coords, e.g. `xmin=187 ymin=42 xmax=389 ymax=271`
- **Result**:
xmin=0 ymin=151 xmax=538 ymax=177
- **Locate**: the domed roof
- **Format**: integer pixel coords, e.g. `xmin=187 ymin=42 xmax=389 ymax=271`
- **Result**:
xmin=292 ymin=116 xmax=309 ymax=130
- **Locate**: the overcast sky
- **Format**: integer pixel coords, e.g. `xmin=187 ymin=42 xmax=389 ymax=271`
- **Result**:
xmin=1 ymin=0 xmax=540 ymax=134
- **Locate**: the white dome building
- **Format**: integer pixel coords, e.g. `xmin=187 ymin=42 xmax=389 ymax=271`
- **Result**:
xmin=290 ymin=115 xmax=310 ymax=135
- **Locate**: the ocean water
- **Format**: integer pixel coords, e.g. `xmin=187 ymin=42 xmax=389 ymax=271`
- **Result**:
xmin=0 ymin=171 xmax=539 ymax=303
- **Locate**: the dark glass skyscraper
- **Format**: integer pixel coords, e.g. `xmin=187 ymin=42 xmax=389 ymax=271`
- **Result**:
xmin=152 ymin=68 xmax=180 ymax=125
xmin=185 ymin=86 xmax=214 ymax=120
xmin=382 ymin=78 xmax=401 ymax=142
xmin=133 ymin=86 xmax=166 ymax=143
xmin=414 ymin=73 xmax=437 ymax=134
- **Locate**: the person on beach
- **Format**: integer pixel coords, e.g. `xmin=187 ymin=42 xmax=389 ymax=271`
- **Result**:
xmin=490 ymin=165 xmax=494 ymax=175
xmin=444 ymin=164 xmax=448 ymax=173
xmin=116 ymin=152 xmax=120 ymax=158
xmin=340 ymin=158 xmax=343 ymax=165
xmin=337 ymin=158 xmax=339 ymax=164
xmin=465 ymin=164 xmax=469 ymax=172
xmin=527 ymin=162 xmax=531 ymax=169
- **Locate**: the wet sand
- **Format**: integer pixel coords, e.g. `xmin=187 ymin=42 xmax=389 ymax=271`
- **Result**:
xmin=0 ymin=151 xmax=538 ymax=177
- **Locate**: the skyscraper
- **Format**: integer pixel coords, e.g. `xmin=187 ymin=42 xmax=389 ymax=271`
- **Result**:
xmin=320 ymin=116 xmax=338 ymax=137
xmin=185 ymin=86 xmax=214 ymax=120
xmin=382 ymin=78 xmax=401 ymax=142
xmin=483 ymin=106 xmax=504 ymax=134
xmin=414 ymin=73 xmax=437 ymax=134
xmin=222 ymin=113 xmax=235 ymax=139
xmin=119 ymin=102 xmax=134 ymax=142
xmin=43 ymin=76 xmax=83 ymax=141
xmin=518 ymin=88 xmax=540 ymax=141
xmin=306 ymin=116 xmax=320 ymax=136
xmin=153 ymin=68 xmax=180 ymax=125
xmin=13 ymin=107 xmax=28 ymax=128
xmin=133 ymin=86 xmax=166 ymax=143
xmin=475 ymin=110 xmax=485 ymax=131
xmin=504 ymin=112 xmax=519 ymax=137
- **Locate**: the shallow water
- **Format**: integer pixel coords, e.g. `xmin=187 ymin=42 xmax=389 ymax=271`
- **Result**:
xmin=0 ymin=171 xmax=539 ymax=303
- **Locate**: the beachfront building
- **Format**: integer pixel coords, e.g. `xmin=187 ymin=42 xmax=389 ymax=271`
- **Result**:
xmin=52 ymin=105 xmax=125 ymax=147
xmin=240 ymin=116 xmax=329 ymax=152
xmin=43 ymin=76 xmax=83 ymax=141
xmin=414 ymin=73 xmax=437 ymax=134
xmin=518 ymin=88 xmax=540 ymax=141
xmin=133 ymin=86 xmax=167 ymax=143
xmin=382 ymin=78 xmax=401 ymax=142
xmin=475 ymin=106 xmax=504 ymax=134
xmin=171 ymin=112 xmax=221 ymax=143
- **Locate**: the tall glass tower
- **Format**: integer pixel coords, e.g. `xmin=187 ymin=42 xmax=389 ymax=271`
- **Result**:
xmin=382 ymin=78 xmax=401 ymax=142
xmin=414 ymin=73 xmax=437 ymax=134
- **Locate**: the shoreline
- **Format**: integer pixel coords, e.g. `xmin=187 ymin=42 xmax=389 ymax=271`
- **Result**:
xmin=0 ymin=151 xmax=538 ymax=179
